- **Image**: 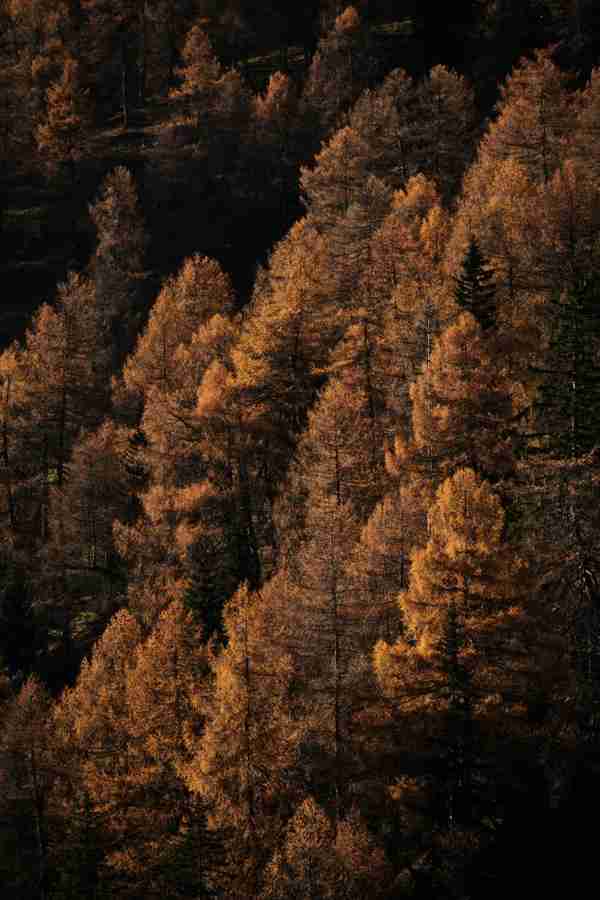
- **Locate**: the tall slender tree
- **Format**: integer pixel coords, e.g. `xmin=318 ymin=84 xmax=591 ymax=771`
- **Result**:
xmin=0 ymin=676 xmax=54 ymax=900
xmin=89 ymin=166 xmax=146 ymax=370
xmin=182 ymin=583 xmax=298 ymax=898
xmin=454 ymin=238 xmax=497 ymax=332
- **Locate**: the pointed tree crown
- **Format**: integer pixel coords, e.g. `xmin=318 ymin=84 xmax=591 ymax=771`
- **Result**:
xmin=454 ymin=238 xmax=497 ymax=331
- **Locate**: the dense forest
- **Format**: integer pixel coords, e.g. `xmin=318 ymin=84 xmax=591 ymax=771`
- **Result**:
xmin=2 ymin=1 xmax=600 ymax=898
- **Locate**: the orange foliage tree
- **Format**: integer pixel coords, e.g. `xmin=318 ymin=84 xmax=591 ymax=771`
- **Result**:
xmin=409 ymin=312 xmax=518 ymax=482
xmin=262 ymin=797 xmax=393 ymax=900
xmin=374 ymin=469 xmax=563 ymax=853
xmin=182 ymin=583 xmax=298 ymax=898
xmin=89 ymin=166 xmax=146 ymax=369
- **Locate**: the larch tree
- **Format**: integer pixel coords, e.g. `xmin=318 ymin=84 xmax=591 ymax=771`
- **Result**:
xmin=180 ymin=357 xmax=267 ymax=620
xmin=169 ymin=18 xmax=222 ymax=149
xmin=35 ymin=55 xmax=93 ymax=175
xmin=112 ymin=493 xmax=191 ymax=628
xmin=173 ymin=20 xmax=221 ymax=107
xmin=212 ymin=67 xmax=252 ymax=161
xmin=321 ymin=303 xmax=397 ymax=508
xmin=574 ymin=65 xmax=600 ymax=175
xmin=250 ymin=70 xmax=300 ymax=216
xmin=182 ymin=583 xmax=298 ymax=899
xmin=331 ymin=179 xmax=451 ymax=449
xmin=231 ymin=219 xmax=336 ymax=498
xmin=413 ymin=64 xmax=477 ymax=200
xmin=348 ymin=479 xmax=431 ymax=653
xmin=444 ymin=157 xmax=533 ymax=298
xmin=367 ymin=177 xmax=452 ymax=369
xmin=276 ymin=374 xmax=386 ymax=554
xmin=374 ymin=186 xmax=454 ymax=439
xmin=117 ymin=280 xmax=240 ymax=631
xmin=139 ymin=312 xmax=236 ymax=487
xmin=101 ymin=599 xmax=213 ymax=897
xmin=374 ymin=469 xmax=561 ymax=861
xmin=0 ymin=345 xmax=28 ymax=543
xmin=300 ymin=125 xmax=371 ymax=233
xmin=262 ymin=797 xmax=392 ymax=900
xmin=409 ymin=312 xmax=518 ymax=483
xmin=0 ymin=0 xmax=68 ymax=159
xmin=368 ymin=174 xmax=444 ymax=304
xmin=45 ymin=420 xmax=133 ymax=623
xmin=119 ymin=252 xmax=235 ymax=417
xmin=116 ymin=312 xmax=238 ymax=638
xmin=301 ymin=5 xmax=370 ymax=142
xmin=51 ymin=608 xmax=143 ymax=892
xmin=443 ymin=158 xmax=550 ymax=388
xmin=144 ymin=0 xmax=199 ymax=93
xmin=116 ymin=264 xmax=238 ymax=625
xmin=0 ymin=676 xmax=54 ymax=900
xmin=533 ymin=159 xmax=600 ymax=293
xmin=443 ymin=52 xmax=579 ymax=363
xmin=398 ymin=469 xmax=526 ymax=678
xmin=477 ymin=47 xmax=574 ymax=184
xmin=326 ymin=174 xmax=392 ymax=313
xmin=252 ymin=70 xmax=298 ymax=157
xmin=444 ymin=157 xmax=600 ymax=438
xmin=273 ymin=387 xmax=386 ymax=827
xmin=20 ymin=270 xmax=104 ymax=552
xmin=89 ymin=166 xmax=146 ymax=370
xmin=348 ymin=67 xmax=415 ymax=189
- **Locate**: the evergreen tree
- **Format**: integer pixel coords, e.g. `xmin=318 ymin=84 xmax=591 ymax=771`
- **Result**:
xmin=454 ymin=238 xmax=497 ymax=332
xmin=534 ymin=274 xmax=600 ymax=459
xmin=437 ymin=601 xmax=474 ymax=829
xmin=527 ymin=273 xmax=600 ymax=752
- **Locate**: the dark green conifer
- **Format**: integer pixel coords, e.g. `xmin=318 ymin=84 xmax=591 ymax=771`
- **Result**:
xmin=536 ymin=274 xmax=600 ymax=459
xmin=439 ymin=601 xmax=474 ymax=828
xmin=454 ymin=238 xmax=497 ymax=331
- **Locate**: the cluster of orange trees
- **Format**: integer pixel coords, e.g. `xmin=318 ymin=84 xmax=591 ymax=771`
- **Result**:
xmin=2 ymin=11 xmax=600 ymax=898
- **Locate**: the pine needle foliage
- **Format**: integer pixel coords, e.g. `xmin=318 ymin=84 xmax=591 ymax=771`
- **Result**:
xmin=454 ymin=238 xmax=497 ymax=332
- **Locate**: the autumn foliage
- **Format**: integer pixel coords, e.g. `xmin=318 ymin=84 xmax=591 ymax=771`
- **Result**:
xmin=2 ymin=22 xmax=600 ymax=900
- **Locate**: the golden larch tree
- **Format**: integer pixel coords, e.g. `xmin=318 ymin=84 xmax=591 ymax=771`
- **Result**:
xmin=182 ymin=583 xmax=298 ymax=899
xmin=262 ymin=797 xmax=392 ymax=900
xmin=89 ymin=166 xmax=146 ymax=368
xmin=409 ymin=312 xmax=518 ymax=482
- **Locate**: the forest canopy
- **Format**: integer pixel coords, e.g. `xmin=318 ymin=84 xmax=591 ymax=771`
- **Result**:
xmin=1 ymin=2 xmax=600 ymax=898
